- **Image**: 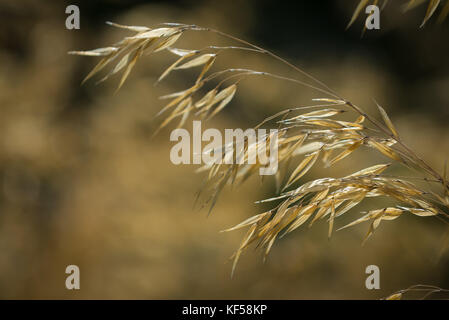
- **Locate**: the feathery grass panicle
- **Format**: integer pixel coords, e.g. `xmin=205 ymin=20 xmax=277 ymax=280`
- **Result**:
xmin=70 ymin=21 xmax=449 ymax=276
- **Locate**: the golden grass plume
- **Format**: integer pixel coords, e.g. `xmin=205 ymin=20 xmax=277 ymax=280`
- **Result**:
xmin=69 ymin=21 xmax=449 ymax=277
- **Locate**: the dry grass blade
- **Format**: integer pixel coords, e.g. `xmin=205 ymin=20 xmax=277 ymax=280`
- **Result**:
xmin=205 ymin=84 xmax=237 ymax=120
xmin=221 ymin=211 xmax=271 ymax=233
xmin=347 ymin=0 xmax=370 ymax=29
xmin=105 ymin=21 xmax=151 ymax=32
xmin=368 ymin=139 xmax=401 ymax=161
xmin=403 ymin=0 xmax=421 ymax=11
xmin=231 ymin=224 xmax=256 ymax=278
xmin=349 ymin=163 xmax=391 ymax=176
xmin=157 ymin=82 xmax=203 ymax=118
xmin=385 ymin=293 xmax=403 ymax=300
xmin=116 ymin=47 xmax=142 ymax=92
xmin=158 ymin=51 xmax=198 ymax=82
xmin=383 ymin=284 xmax=449 ymax=300
xmin=438 ymin=0 xmax=449 ymax=22
xmin=175 ymin=53 xmax=216 ymax=69
xmin=421 ymin=0 xmax=441 ymax=27
xmin=292 ymin=108 xmax=346 ymax=119
xmin=283 ymin=151 xmax=320 ymax=190
xmin=68 ymin=47 xmax=119 ymax=56
xmin=376 ymin=102 xmax=399 ymax=138
xmin=328 ymin=139 xmax=363 ymax=166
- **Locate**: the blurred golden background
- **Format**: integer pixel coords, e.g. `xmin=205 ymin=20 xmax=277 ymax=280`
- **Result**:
xmin=0 ymin=0 xmax=448 ymax=299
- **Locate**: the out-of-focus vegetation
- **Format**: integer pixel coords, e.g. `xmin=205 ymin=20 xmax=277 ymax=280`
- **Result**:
xmin=0 ymin=0 xmax=448 ymax=299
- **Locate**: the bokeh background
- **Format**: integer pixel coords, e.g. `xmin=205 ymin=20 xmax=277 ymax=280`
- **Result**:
xmin=0 ymin=0 xmax=449 ymax=299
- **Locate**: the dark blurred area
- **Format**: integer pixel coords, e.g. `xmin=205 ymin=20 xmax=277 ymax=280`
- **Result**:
xmin=0 ymin=0 xmax=448 ymax=299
